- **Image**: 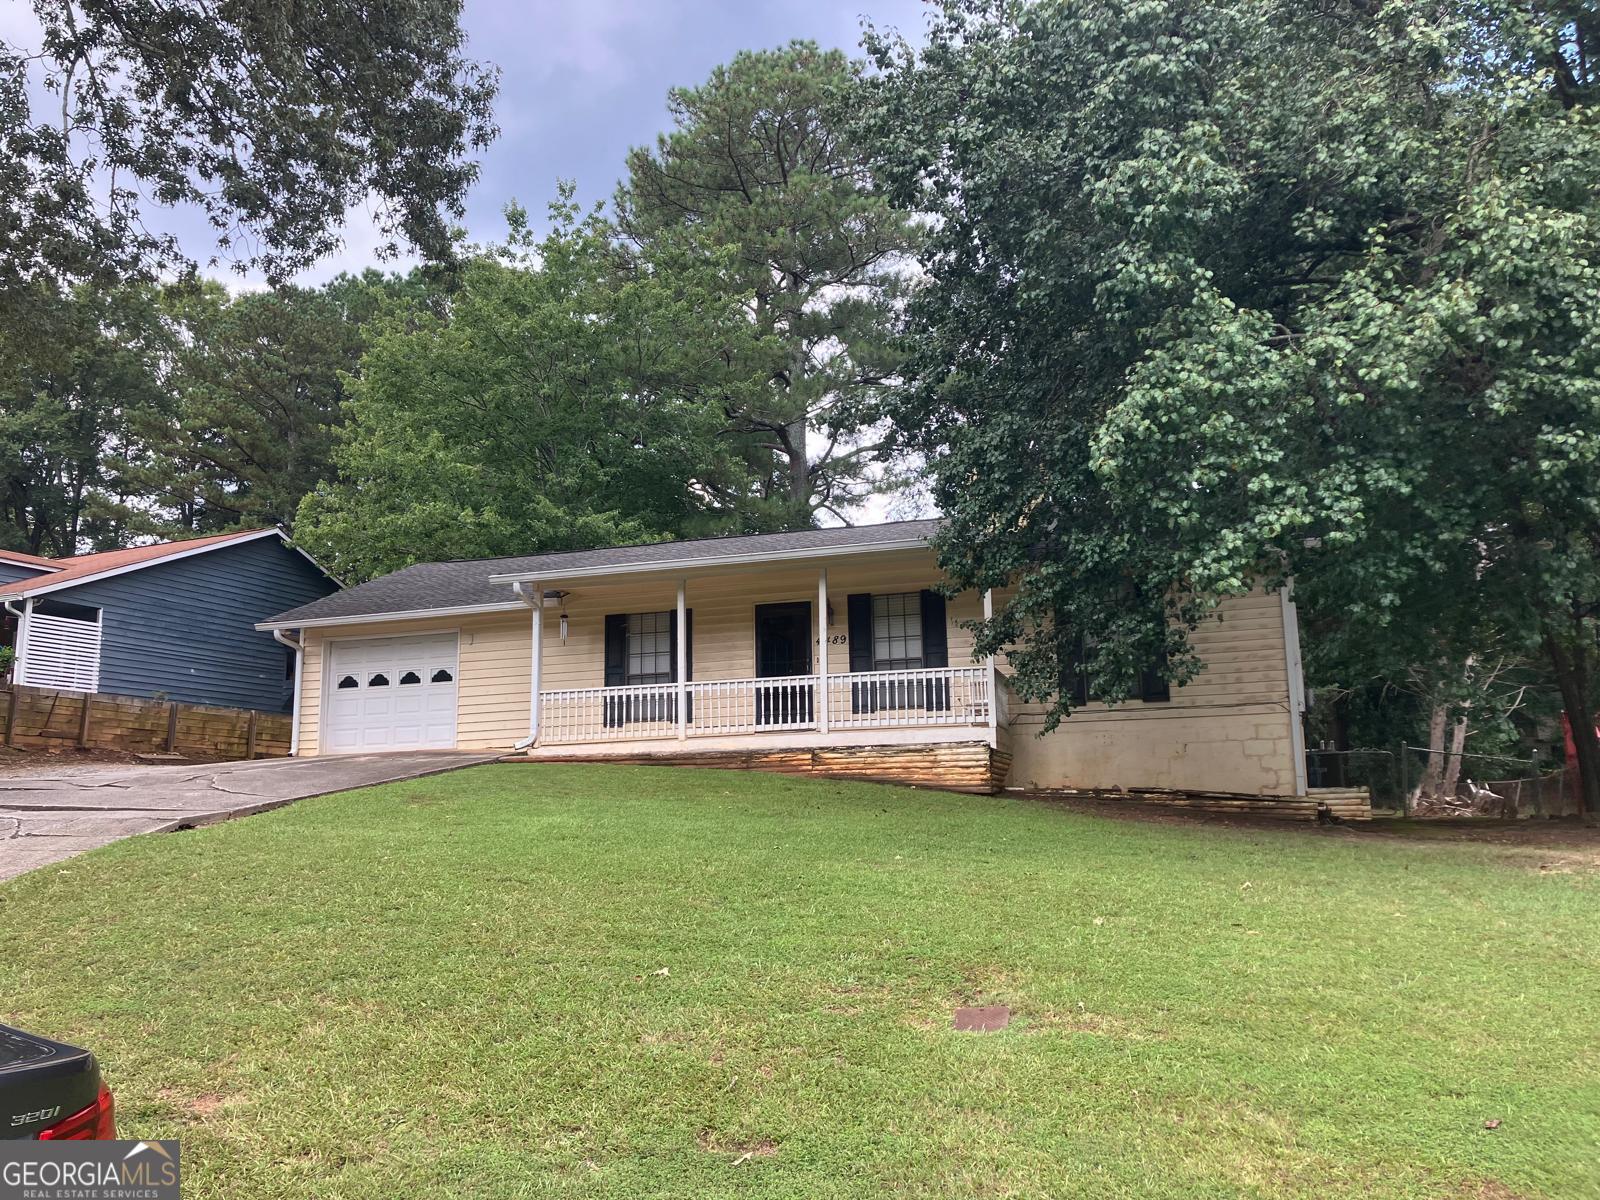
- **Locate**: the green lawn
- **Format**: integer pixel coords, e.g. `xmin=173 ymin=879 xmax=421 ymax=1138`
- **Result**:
xmin=2 ymin=765 xmax=1596 ymax=1199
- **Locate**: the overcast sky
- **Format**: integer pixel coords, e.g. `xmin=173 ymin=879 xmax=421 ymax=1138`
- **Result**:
xmin=429 ymin=0 xmax=930 ymax=279
xmin=1 ymin=0 xmax=929 ymax=284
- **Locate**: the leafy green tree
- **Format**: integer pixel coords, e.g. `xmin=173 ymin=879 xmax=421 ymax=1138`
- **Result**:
xmin=864 ymin=1 xmax=1600 ymax=815
xmin=0 ymin=285 xmax=169 ymax=555
xmin=295 ymin=196 xmax=771 ymax=582
xmin=111 ymin=273 xmax=422 ymax=537
xmin=1 ymin=0 xmax=496 ymax=353
xmin=618 ymin=42 xmax=917 ymax=526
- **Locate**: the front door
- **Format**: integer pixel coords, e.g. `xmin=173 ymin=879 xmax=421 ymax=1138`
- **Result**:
xmin=754 ymin=602 xmax=814 ymax=726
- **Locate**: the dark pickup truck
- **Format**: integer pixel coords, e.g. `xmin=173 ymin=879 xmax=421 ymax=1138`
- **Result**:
xmin=0 ymin=1024 xmax=115 ymax=1140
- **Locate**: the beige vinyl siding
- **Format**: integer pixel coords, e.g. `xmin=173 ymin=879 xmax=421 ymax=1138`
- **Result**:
xmin=298 ymin=611 xmax=531 ymax=755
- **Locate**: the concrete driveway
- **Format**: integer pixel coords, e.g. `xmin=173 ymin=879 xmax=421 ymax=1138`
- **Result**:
xmin=0 ymin=751 xmax=498 ymax=882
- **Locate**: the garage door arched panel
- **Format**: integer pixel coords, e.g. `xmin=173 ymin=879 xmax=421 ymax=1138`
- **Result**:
xmin=324 ymin=633 xmax=458 ymax=753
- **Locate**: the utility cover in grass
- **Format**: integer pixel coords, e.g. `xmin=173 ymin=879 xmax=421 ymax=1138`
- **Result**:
xmin=952 ymin=1005 xmax=1010 ymax=1032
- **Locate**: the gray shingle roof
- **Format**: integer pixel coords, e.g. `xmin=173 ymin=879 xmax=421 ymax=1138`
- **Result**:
xmin=260 ymin=519 xmax=943 ymax=627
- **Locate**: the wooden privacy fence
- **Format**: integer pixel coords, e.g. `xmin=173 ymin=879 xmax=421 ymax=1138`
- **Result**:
xmin=0 ymin=684 xmax=290 ymax=760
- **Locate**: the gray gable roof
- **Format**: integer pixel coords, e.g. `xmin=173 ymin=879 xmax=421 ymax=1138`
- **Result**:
xmin=261 ymin=519 xmax=943 ymax=628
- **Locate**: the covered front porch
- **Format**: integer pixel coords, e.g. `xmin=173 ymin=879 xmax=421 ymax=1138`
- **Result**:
xmin=492 ymin=548 xmax=1007 ymax=764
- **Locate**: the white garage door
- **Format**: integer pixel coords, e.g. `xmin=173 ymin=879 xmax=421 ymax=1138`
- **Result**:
xmin=324 ymin=634 xmax=459 ymax=753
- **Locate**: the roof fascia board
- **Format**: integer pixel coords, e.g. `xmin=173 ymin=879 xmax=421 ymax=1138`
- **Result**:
xmin=0 ymin=528 xmax=284 ymax=601
xmin=486 ymin=537 xmax=934 ymax=586
xmin=255 ymin=600 xmax=525 ymax=632
xmin=283 ymin=539 xmax=344 ymax=588
xmin=0 ymin=556 xmax=63 ymax=573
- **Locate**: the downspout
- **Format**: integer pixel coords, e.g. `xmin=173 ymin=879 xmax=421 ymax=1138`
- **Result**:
xmin=512 ymin=582 xmax=540 ymax=751
xmin=272 ymin=628 xmax=304 ymax=757
xmin=4 ymin=598 xmax=28 ymax=687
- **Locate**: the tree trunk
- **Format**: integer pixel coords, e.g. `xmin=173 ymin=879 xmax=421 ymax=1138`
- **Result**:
xmin=1440 ymin=713 xmax=1469 ymax=800
xmin=1413 ymin=701 xmax=1449 ymax=807
xmin=1544 ymin=620 xmax=1600 ymax=823
xmin=786 ymin=413 xmax=809 ymax=510
xmin=1440 ymin=653 xmax=1477 ymax=800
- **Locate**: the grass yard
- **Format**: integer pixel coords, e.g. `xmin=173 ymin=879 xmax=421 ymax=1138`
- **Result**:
xmin=1 ymin=765 xmax=1596 ymax=1199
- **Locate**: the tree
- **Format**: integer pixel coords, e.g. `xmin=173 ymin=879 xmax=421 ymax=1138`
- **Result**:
xmin=1 ymin=0 xmax=497 ymax=351
xmin=294 ymin=196 xmax=772 ymax=583
xmin=0 ymin=284 xmax=169 ymax=555
xmin=863 ymin=2 xmax=1600 ymax=816
xmin=617 ymin=42 xmax=917 ymax=527
xmin=110 ymin=273 xmax=423 ymax=537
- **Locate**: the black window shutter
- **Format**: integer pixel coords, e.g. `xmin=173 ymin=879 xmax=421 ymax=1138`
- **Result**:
xmin=919 ymin=590 xmax=948 ymax=668
xmin=604 ymin=614 xmax=628 ymax=686
xmin=1060 ymin=632 xmax=1088 ymax=706
xmin=1141 ymin=647 xmax=1170 ymax=703
xmin=848 ymin=593 xmax=874 ymax=712
xmin=847 ymin=594 xmax=873 ymax=671
xmin=603 ymin=613 xmax=627 ymax=727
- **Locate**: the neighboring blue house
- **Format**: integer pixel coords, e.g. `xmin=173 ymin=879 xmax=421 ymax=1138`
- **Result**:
xmin=0 ymin=529 xmax=338 ymax=713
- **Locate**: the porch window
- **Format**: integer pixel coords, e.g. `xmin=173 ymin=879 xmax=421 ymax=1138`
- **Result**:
xmin=625 ymin=611 xmax=673 ymax=684
xmin=602 ymin=609 xmax=691 ymax=727
xmin=872 ymin=592 xmax=923 ymax=670
xmin=847 ymin=589 xmax=950 ymax=713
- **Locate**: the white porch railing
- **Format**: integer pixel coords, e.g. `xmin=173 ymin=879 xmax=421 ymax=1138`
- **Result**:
xmin=537 ymin=666 xmax=993 ymax=746
xmin=823 ymin=666 xmax=991 ymax=731
xmin=538 ymin=681 xmax=683 ymax=744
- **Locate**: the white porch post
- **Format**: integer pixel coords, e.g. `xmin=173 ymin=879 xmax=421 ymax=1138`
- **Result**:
xmin=529 ymin=584 xmax=543 ymax=746
xmin=676 ymin=578 xmax=688 ymax=740
xmin=817 ymin=567 xmax=829 ymax=733
xmin=983 ymin=588 xmax=998 ymax=740
xmin=12 ymin=598 xmax=31 ymax=687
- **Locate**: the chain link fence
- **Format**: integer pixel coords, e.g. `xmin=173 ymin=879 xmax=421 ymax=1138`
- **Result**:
xmin=1307 ymin=745 xmax=1575 ymax=817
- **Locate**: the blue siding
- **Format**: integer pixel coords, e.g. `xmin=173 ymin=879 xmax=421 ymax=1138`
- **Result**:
xmin=0 ymin=562 xmax=50 ymax=586
xmin=43 ymin=537 xmax=336 ymax=712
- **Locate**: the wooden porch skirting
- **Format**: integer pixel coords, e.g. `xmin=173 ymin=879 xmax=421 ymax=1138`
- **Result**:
xmin=507 ymin=740 xmax=1012 ymax=794
xmin=1020 ymin=785 xmax=1373 ymax=822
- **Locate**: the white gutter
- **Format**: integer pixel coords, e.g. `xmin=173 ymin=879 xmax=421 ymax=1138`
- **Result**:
xmin=254 ymin=600 xmax=525 ymax=633
xmin=3 ymin=598 xmax=27 ymax=686
xmin=272 ymin=628 xmax=305 ymax=756
xmin=485 ymin=536 xmax=933 ymax=586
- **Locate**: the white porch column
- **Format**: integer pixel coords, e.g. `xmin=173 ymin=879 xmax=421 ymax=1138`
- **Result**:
xmin=12 ymin=598 xmax=32 ymax=687
xmin=983 ymin=588 xmax=998 ymax=740
xmin=529 ymin=584 xmax=544 ymax=746
xmin=676 ymin=578 xmax=688 ymax=740
xmin=817 ymin=567 xmax=829 ymax=733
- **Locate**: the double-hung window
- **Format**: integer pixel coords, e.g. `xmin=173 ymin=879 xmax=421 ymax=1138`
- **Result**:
xmin=871 ymin=592 xmax=923 ymax=670
xmin=625 ymin=611 xmax=673 ymax=684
